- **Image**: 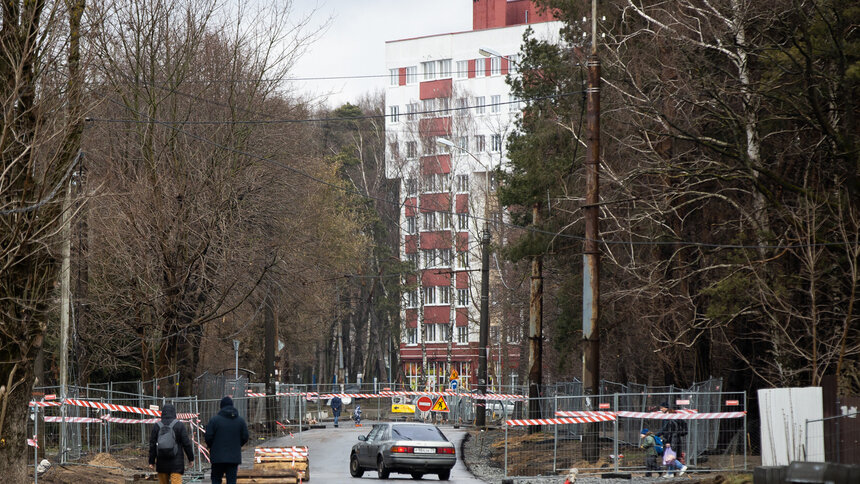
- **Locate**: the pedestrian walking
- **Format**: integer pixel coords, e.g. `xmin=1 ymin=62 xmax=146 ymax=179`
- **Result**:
xmin=639 ymin=428 xmax=662 ymax=477
xmin=353 ymin=404 xmax=362 ymax=427
xmin=148 ymin=404 xmax=194 ymax=484
xmin=205 ymin=396 xmax=250 ymax=484
xmin=656 ymin=402 xmax=687 ymax=463
xmin=330 ymin=395 xmax=343 ymax=428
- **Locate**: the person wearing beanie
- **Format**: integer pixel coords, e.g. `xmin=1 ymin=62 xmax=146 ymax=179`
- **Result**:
xmin=205 ymin=396 xmax=249 ymax=484
xmin=657 ymin=401 xmax=687 ymax=464
xmin=639 ymin=428 xmax=661 ymax=477
xmin=148 ymin=403 xmax=194 ymax=484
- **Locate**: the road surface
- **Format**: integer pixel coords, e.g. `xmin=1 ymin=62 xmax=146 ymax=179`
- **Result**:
xmin=257 ymin=421 xmax=487 ymax=482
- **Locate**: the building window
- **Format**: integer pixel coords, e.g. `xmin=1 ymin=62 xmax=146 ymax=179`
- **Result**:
xmin=406 ymin=215 xmax=417 ymax=234
xmin=438 ymin=323 xmax=450 ymax=342
xmin=440 ymin=173 xmax=450 ymax=191
xmin=475 ymin=96 xmax=485 ymax=114
xmin=456 ymin=174 xmax=469 ymax=192
xmin=425 ymin=323 xmax=437 ymax=341
xmin=439 ymin=248 xmax=452 ymax=267
xmin=422 ymin=248 xmax=436 ymax=267
xmin=437 ymin=97 xmax=449 ymax=114
xmin=491 ymin=134 xmax=502 ymax=152
xmin=438 ymin=59 xmax=451 ymax=78
xmin=456 ymin=60 xmax=468 ymax=79
xmin=407 ymin=252 xmax=419 ymax=269
xmin=423 ymin=212 xmax=436 ymax=231
xmin=509 ymin=94 xmax=520 ymax=112
xmin=490 ymin=57 xmax=501 ymax=76
xmin=457 ymin=326 xmax=468 ymax=343
xmin=404 ymin=288 xmax=418 ymax=307
xmin=439 ymin=212 xmax=451 ymax=230
xmin=390 ymin=68 xmax=399 ymax=86
xmin=406 ymin=142 xmax=417 ymax=159
xmin=406 ymin=66 xmax=417 ymax=84
xmin=475 ymin=135 xmax=485 ymax=152
xmin=439 ymin=285 xmax=450 ymax=304
xmin=476 ymin=58 xmax=486 ymax=77
xmin=407 ymin=102 xmax=419 ymax=121
xmin=456 ymin=137 xmax=468 ymax=151
xmin=508 ymin=54 xmax=519 ymax=73
xmin=491 ymin=95 xmax=501 ymax=113
xmin=424 ymin=286 xmax=436 ymax=304
xmin=458 ymin=213 xmax=469 ymax=230
xmin=457 ymin=250 xmax=469 ymax=269
xmin=457 ymin=288 xmax=469 ymax=306
xmin=457 ymin=97 xmax=468 ymax=111
xmin=406 ymin=177 xmax=417 ymax=195
xmin=389 ymin=105 xmax=399 ymax=122
xmin=422 ymin=61 xmax=436 ymax=80
xmin=407 ymin=327 xmax=418 ymax=344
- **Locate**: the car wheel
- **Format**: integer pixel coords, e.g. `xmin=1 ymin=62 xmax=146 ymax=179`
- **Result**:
xmin=411 ymin=473 xmax=423 ymax=479
xmin=350 ymin=453 xmax=364 ymax=478
xmin=377 ymin=456 xmax=390 ymax=479
xmin=437 ymin=469 xmax=450 ymax=480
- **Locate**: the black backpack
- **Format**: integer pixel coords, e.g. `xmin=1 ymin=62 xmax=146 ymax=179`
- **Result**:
xmin=156 ymin=420 xmax=180 ymax=458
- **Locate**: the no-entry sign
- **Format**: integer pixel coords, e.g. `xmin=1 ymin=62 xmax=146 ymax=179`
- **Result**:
xmin=416 ymin=396 xmax=433 ymax=412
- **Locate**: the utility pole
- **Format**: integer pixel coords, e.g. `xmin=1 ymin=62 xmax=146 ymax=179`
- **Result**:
xmin=59 ymin=180 xmax=72 ymax=464
xmin=528 ymin=204 xmax=543 ymax=433
xmin=582 ymin=0 xmax=601 ymax=463
xmin=476 ymin=225 xmax=490 ymax=428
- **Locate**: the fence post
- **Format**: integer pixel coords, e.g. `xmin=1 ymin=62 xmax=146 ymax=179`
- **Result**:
xmin=139 ymin=380 xmax=145 ymax=445
xmin=553 ymin=395 xmax=558 ymax=473
xmin=34 ymin=404 xmax=38 ymax=484
xmin=504 ymin=422 xmax=508 ymax=478
xmin=613 ymin=392 xmax=619 ymax=473
xmin=195 ymin=397 xmax=202 ymax=474
xmin=743 ymin=391 xmax=748 ymax=470
xmin=107 ymin=382 xmax=113 ymax=454
xmin=804 ymin=418 xmax=809 ymax=460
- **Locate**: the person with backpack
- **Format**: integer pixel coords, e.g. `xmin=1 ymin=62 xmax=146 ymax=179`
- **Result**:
xmin=205 ymin=396 xmax=250 ymax=484
xmin=639 ymin=428 xmax=662 ymax=477
xmin=330 ymin=395 xmax=343 ymax=428
xmin=148 ymin=403 xmax=194 ymax=484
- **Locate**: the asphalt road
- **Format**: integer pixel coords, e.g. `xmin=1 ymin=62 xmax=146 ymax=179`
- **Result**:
xmin=259 ymin=421 xmax=487 ymax=482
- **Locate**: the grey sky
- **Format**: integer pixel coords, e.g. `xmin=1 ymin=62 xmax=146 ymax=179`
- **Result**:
xmin=289 ymin=0 xmax=472 ymax=108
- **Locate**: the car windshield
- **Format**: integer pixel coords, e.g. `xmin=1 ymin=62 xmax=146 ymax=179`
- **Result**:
xmin=391 ymin=425 xmax=446 ymax=442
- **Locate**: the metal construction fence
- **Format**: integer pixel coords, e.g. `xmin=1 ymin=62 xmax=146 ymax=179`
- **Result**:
xmin=804 ymin=412 xmax=860 ymax=464
xmin=26 ymin=378 xmax=737 ymax=479
xmin=500 ymin=392 xmax=748 ymax=478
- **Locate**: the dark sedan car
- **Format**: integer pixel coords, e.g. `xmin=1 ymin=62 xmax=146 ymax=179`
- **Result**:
xmin=349 ymin=422 xmax=456 ymax=480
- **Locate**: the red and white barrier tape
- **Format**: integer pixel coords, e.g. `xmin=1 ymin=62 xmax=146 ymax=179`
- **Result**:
xmin=244 ymin=390 xmax=526 ymax=401
xmin=27 ymin=436 xmax=38 ymax=448
xmin=616 ymin=410 xmax=745 ymax=419
xmin=29 ymin=401 xmax=61 ymax=407
xmin=554 ymin=411 xmax=616 ymax=418
xmin=43 ymin=416 xmax=103 ymax=423
xmin=63 ymin=399 xmax=161 ymax=416
xmin=506 ymin=415 xmax=616 ymax=426
xmin=255 ymin=446 xmax=309 ymax=459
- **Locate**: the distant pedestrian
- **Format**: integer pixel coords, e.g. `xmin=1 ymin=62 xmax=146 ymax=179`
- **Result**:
xmin=148 ymin=404 xmax=194 ymax=484
xmin=353 ymin=404 xmax=362 ymax=427
xmin=205 ymin=396 xmax=250 ymax=484
xmin=656 ymin=402 xmax=687 ymax=462
xmin=639 ymin=428 xmax=661 ymax=477
xmin=330 ymin=395 xmax=343 ymax=428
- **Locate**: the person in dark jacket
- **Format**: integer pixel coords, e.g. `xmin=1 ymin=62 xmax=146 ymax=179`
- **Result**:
xmin=148 ymin=404 xmax=194 ymax=484
xmin=656 ymin=401 xmax=687 ymax=461
xmin=205 ymin=396 xmax=249 ymax=484
xmin=330 ymin=396 xmax=343 ymax=427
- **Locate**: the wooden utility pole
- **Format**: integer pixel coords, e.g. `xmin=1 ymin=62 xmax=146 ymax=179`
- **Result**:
xmin=476 ymin=226 xmax=491 ymax=428
xmin=528 ymin=204 xmax=543 ymax=433
xmin=582 ymin=0 xmax=602 ymax=463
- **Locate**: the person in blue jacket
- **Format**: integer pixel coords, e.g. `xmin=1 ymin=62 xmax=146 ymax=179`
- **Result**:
xmin=205 ymin=396 xmax=249 ymax=484
xmin=330 ymin=395 xmax=343 ymax=427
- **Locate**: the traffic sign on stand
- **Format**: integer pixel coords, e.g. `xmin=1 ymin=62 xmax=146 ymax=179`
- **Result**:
xmin=450 ymin=379 xmax=458 ymax=391
xmin=431 ymin=396 xmax=449 ymax=412
xmin=416 ymin=396 xmax=433 ymax=412
xmin=449 ymin=369 xmax=459 ymax=381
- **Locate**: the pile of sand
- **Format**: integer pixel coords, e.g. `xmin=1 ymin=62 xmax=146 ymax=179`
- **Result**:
xmin=89 ymin=453 xmax=124 ymax=468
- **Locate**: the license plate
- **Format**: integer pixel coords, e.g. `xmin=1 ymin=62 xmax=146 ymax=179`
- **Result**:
xmin=413 ymin=448 xmax=436 ymax=454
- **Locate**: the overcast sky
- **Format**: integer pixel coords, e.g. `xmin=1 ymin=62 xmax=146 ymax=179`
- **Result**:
xmin=289 ymin=0 xmax=473 ymax=108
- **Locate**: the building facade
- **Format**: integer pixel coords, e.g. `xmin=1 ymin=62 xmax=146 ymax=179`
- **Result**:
xmin=385 ymin=0 xmax=560 ymax=392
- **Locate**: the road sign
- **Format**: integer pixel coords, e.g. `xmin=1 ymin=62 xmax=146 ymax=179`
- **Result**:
xmin=416 ymin=396 xmax=433 ymax=412
xmin=450 ymin=379 xmax=458 ymax=391
xmin=599 ymin=403 xmax=610 ymax=409
xmin=725 ymin=399 xmax=739 ymax=406
xmin=431 ymin=396 xmax=449 ymax=412
xmin=391 ymin=404 xmax=416 ymax=414
xmin=449 ymin=369 xmax=459 ymax=381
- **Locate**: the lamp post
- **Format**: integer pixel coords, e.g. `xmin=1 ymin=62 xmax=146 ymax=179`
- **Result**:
xmin=233 ymin=339 xmax=240 ymax=380
xmin=436 ymin=137 xmax=491 ymax=428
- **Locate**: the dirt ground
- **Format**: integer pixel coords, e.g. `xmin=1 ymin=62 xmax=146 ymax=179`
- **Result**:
xmin=465 ymin=428 xmax=758 ymax=482
xmin=33 ymin=448 xmax=153 ymax=484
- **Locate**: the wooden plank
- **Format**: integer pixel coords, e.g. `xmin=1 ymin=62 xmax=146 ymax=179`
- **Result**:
xmin=236 ymin=478 xmax=298 ymax=484
xmin=238 ymin=469 xmax=299 ymax=477
xmin=257 ymin=461 xmax=308 ymax=471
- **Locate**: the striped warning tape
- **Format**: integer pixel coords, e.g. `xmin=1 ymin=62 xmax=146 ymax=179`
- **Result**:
xmin=29 ymin=401 xmax=61 ymax=407
xmin=245 ymin=390 xmax=527 ymax=401
xmin=255 ymin=446 xmax=309 ymax=459
xmin=553 ymin=411 xmax=616 ymax=418
xmin=615 ymin=410 xmax=745 ymax=419
xmin=31 ymin=398 xmax=200 ymax=418
xmin=101 ymin=415 xmax=161 ymax=424
xmin=43 ymin=416 xmax=103 ymax=423
xmin=506 ymin=414 xmax=616 ymax=426
xmin=27 ymin=436 xmax=38 ymax=448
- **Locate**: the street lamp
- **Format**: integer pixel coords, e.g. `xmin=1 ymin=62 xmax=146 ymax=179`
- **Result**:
xmin=436 ymin=137 xmax=491 ymax=428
